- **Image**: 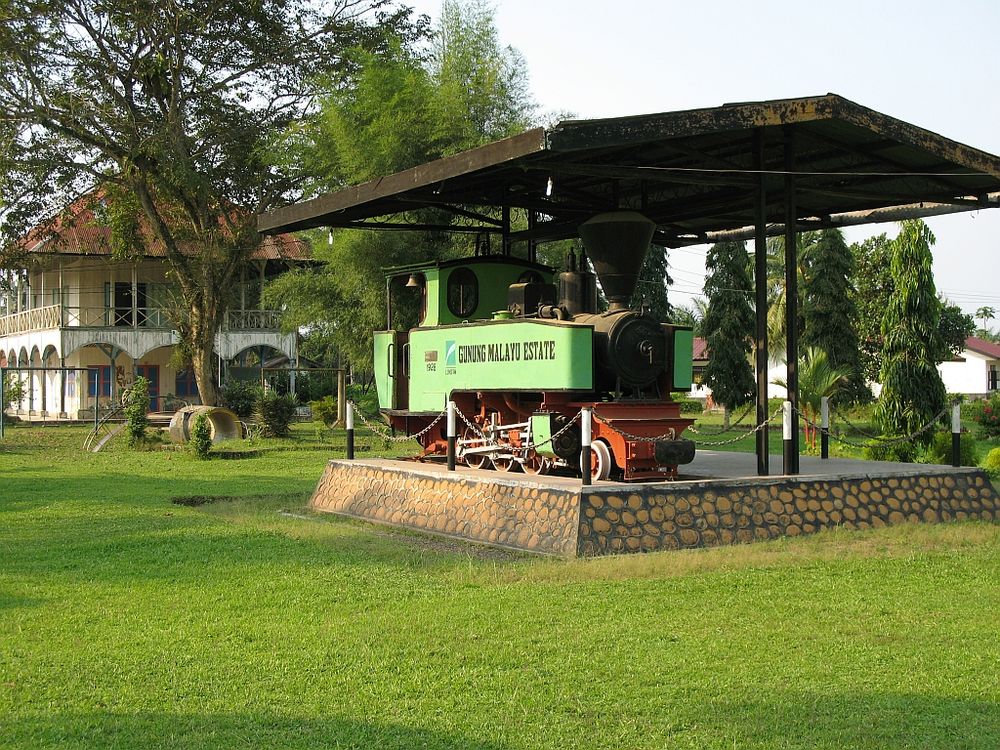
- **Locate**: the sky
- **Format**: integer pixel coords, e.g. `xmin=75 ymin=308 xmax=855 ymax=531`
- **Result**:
xmin=406 ymin=0 xmax=1000 ymax=318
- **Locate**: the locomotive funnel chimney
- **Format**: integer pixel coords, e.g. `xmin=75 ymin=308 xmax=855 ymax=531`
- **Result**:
xmin=578 ymin=211 xmax=656 ymax=310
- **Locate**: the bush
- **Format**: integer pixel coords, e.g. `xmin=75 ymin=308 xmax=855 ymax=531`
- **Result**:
xmin=189 ymin=413 xmax=212 ymax=459
xmin=3 ymin=372 xmax=25 ymax=409
xmin=862 ymin=438 xmax=917 ymax=464
xmin=311 ymin=395 xmax=339 ymax=427
xmin=918 ymin=430 xmax=978 ymax=467
xmin=122 ymin=376 xmax=151 ymax=446
xmin=673 ymin=395 xmax=704 ymax=414
xmin=980 ymin=447 xmax=1000 ymax=480
xmin=969 ymin=393 xmax=1000 ymax=439
xmin=254 ymin=391 xmax=297 ymax=437
xmin=221 ymin=380 xmax=261 ymax=418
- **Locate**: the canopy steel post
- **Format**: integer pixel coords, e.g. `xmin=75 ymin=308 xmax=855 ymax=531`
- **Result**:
xmin=501 ymin=203 xmax=511 ymax=256
xmin=783 ymin=127 xmax=800 ymax=475
xmin=753 ymin=128 xmax=769 ymax=476
xmin=527 ymin=210 xmax=537 ymax=263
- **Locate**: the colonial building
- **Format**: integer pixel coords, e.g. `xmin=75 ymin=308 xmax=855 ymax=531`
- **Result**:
xmin=0 ymin=196 xmax=309 ymax=418
xmin=938 ymin=336 xmax=1000 ymax=398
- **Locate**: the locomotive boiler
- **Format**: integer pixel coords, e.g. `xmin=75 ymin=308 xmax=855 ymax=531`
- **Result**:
xmin=373 ymin=211 xmax=696 ymax=481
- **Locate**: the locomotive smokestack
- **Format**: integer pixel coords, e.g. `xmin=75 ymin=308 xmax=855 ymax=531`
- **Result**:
xmin=578 ymin=211 xmax=656 ymax=310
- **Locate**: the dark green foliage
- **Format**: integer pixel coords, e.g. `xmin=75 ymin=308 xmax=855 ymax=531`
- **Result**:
xmin=851 ymin=233 xmax=974 ymax=381
xmin=672 ymin=395 xmax=705 ymax=415
xmin=801 ymin=229 xmax=867 ymax=403
xmin=633 ymin=246 xmax=673 ymax=320
xmin=294 ymin=372 xmax=336 ymax=402
xmin=189 ymin=414 xmax=212 ymax=459
xmin=311 ymin=396 xmax=339 ymax=427
xmin=220 ymin=380 xmax=261 ymax=419
xmin=919 ymin=430 xmax=978 ymax=467
xmin=874 ymin=220 xmax=947 ymax=443
xmin=702 ymin=241 xmax=755 ymax=414
xmin=255 ymin=391 xmax=298 ymax=438
xmin=122 ymin=376 xmax=151 ymax=446
xmin=2 ymin=371 xmax=25 ymax=409
xmin=862 ymin=438 xmax=918 ymax=464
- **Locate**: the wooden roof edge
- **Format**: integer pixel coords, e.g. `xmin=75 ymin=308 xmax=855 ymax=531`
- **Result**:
xmin=258 ymin=128 xmax=547 ymax=234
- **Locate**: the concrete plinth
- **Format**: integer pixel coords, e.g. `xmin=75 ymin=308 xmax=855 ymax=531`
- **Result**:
xmin=308 ymin=456 xmax=999 ymax=557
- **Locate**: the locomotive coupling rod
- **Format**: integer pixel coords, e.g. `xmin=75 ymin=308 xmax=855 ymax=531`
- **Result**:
xmin=447 ymin=400 xmax=457 ymax=472
xmin=581 ymin=407 xmax=593 ymax=487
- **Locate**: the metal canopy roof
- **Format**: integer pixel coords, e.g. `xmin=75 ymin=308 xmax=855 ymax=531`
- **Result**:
xmin=258 ymin=94 xmax=1000 ymax=248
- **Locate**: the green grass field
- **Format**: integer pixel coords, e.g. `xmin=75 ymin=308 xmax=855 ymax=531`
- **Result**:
xmin=1 ymin=423 xmax=998 ymax=749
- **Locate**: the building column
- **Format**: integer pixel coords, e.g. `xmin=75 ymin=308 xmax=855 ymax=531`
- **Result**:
xmin=59 ymin=357 xmax=67 ymax=418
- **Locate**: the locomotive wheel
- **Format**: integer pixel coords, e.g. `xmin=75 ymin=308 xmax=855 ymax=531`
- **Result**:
xmin=522 ymin=453 xmax=550 ymax=475
xmin=461 ymin=427 xmax=489 ymax=470
xmin=581 ymin=440 xmax=612 ymax=482
xmin=491 ymin=454 xmax=517 ymax=472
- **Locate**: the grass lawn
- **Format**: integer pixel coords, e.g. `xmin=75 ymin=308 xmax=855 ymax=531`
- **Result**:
xmin=1 ymin=423 xmax=998 ymax=749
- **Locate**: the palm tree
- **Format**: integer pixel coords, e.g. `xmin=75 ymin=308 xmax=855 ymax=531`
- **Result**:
xmin=975 ymin=306 xmax=995 ymax=333
xmin=773 ymin=347 xmax=850 ymax=450
xmin=764 ymin=232 xmax=819 ymax=360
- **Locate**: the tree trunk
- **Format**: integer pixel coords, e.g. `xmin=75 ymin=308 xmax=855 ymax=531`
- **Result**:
xmin=723 ymin=406 xmax=731 ymax=431
xmin=189 ymin=298 xmax=221 ymax=406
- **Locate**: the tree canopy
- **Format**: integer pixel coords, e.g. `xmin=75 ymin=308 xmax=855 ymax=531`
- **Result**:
xmin=264 ymin=0 xmax=537 ymax=374
xmin=0 ymin=0 xmax=412 ymax=403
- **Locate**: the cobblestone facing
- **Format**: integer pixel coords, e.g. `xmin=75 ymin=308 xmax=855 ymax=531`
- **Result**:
xmin=578 ymin=471 xmax=999 ymax=556
xmin=310 ymin=461 xmax=580 ymax=555
xmin=309 ymin=461 xmax=998 ymax=557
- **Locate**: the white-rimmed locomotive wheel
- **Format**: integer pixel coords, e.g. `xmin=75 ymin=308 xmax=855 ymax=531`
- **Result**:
xmin=522 ymin=452 xmax=550 ymax=475
xmin=491 ymin=454 xmax=517 ymax=472
xmin=580 ymin=440 xmax=612 ymax=482
xmin=461 ymin=427 xmax=489 ymax=470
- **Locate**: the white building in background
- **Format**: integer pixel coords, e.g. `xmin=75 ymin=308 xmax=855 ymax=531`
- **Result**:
xmin=687 ymin=336 xmax=787 ymax=403
xmin=938 ymin=336 xmax=1000 ymax=398
xmin=0 ymin=194 xmax=309 ymax=418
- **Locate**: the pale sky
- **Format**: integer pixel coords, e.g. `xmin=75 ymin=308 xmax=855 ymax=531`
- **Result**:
xmin=406 ymin=0 xmax=1000 ymax=317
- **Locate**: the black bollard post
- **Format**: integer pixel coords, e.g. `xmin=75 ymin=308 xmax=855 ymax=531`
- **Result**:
xmin=447 ymin=400 xmax=456 ymax=471
xmin=952 ymin=402 xmax=961 ymax=468
xmin=580 ymin=407 xmax=592 ymax=486
xmin=346 ymin=401 xmax=355 ymax=460
xmin=820 ymin=396 xmax=830 ymax=460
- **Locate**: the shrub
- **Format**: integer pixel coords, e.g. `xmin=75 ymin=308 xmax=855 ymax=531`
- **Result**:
xmin=919 ymin=430 xmax=978 ymax=467
xmin=311 ymin=395 xmax=339 ymax=427
xmin=862 ymin=437 xmax=917 ymax=464
xmin=980 ymin=447 xmax=1000 ymax=480
xmin=189 ymin=413 xmax=212 ymax=459
xmin=122 ymin=376 xmax=151 ymax=446
xmin=970 ymin=394 xmax=1000 ymax=439
xmin=254 ymin=391 xmax=297 ymax=437
xmin=221 ymin=380 xmax=261 ymax=418
xmin=3 ymin=372 xmax=26 ymax=409
xmin=673 ymin=395 xmax=704 ymax=414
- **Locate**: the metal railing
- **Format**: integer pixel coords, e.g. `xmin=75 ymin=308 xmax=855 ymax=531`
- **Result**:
xmin=0 ymin=305 xmax=282 ymax=335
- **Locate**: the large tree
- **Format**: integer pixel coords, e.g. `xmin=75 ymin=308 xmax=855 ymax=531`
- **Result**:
xmin=264 ymin=0 xmax=536 ymax=373
xmin=851 ymin=232 xmax=974 ymax=382
xmin=632 ymin=246 xmax=673 ymax=321
xmin=874 ymin=220 xmax=947 ymax=441
xmin=800 ymin=228 xmax=867 ymax=403
xmin=0 ymin=0 xmax=408 ymax=404
xmin=702 ymin=240 xmax=755 ymax=428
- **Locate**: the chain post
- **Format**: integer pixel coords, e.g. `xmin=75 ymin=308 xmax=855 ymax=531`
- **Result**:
xmin=580 ymin=407 xmax=592 ymax=486
xmin=782 ymin=400 xmax=795 ymax=475
xmin=820 ymin=396 xmax=830 ymax=460
xmin=952 ymin=401 xmax=962 ymax=468
xmin=346 ymin=401 xmax=355 ymax=460
xmin=447 ymin=400 xmax=457 ymax=471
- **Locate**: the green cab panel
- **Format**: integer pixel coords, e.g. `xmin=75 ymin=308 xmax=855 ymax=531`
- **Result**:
xmin=672 ymin=327 xmax=694 ymax=390
xmin=373 ymin=331 xmax=395 ymax=410
xmin=406 ymin=320 xmax=594 ymax=412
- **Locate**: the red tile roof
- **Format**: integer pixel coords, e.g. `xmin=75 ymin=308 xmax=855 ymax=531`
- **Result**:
xmin=22 ymin=193 xmax=311 ymax=261
xmin=692 ymin=336 xmax=709 ymax=360
xmin=964 ymin=336 xmax=1000 ymax=359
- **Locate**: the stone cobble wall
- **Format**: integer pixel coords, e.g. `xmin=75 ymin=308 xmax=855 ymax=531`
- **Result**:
xmin=309 ymin=460 xmax=998 ymax=557
xmin=577 ymin=471 xmax=997 ymax=556
xmin=310 ymin=460 xmax=579 ymax=555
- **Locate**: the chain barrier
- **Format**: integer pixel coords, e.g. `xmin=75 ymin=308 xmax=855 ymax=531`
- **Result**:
xmin=685 ymin=405 xmax=786 ymax=446
xmin=793 ymin=404 xmax=950 ymax=450
xmin=347 ymin=400 xmax=445 ymax=443
xmin=687 ymin=404 xmax=756 ymax=435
